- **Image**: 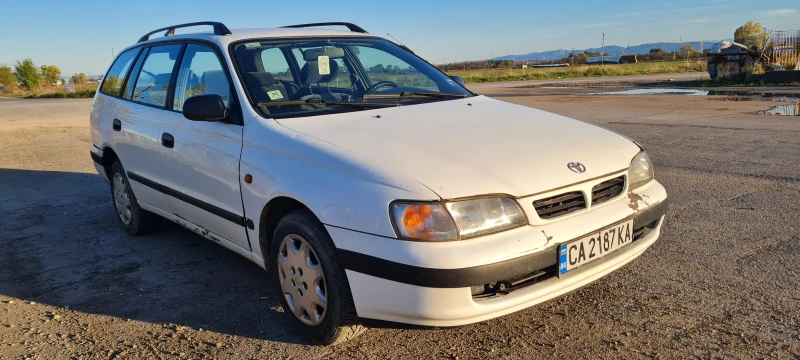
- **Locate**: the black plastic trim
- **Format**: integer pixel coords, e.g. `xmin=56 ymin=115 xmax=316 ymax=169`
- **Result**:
xmin=126 ymin=172 xmax=245 ymax=227
xmin=281 ymin=22 xmax=368 ymax=34
xmin=337 ymin=248 xmax=557 ymax=289
xmin=338 ymin=198 xmax=668 ymax=288
xmin=90 ymin=152 xmax=104 ymax=166
xmin=138 ymin=21 xmax=232 ymax=43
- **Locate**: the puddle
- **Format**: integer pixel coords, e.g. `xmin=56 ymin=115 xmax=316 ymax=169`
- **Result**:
xmin=589 ymin=88 xmax=800 ymax=100
xmin=759 ymin=103 xmax=799 ymax=116
xmin=590 ymin=88 xmax=711 ymax=96
xmin=590 ymin=88 xmax=800 ymax=116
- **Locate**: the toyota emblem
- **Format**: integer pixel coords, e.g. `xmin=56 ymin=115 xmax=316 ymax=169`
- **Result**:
xmin=567 ymin=162 xmax=586 ymax=173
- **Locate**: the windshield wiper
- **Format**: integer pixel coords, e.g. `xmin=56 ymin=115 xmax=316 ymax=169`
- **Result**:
xmin=362 ymin=92 xmax=468 ymax=100
xmin=257 ymin=98 xmax=400 ymax=109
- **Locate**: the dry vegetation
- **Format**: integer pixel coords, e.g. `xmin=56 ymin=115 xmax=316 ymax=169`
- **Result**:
xmin=450 ymin=61 xmax=708 ymax=83
xmin=1 ymin=83 xmax=98 ymax=99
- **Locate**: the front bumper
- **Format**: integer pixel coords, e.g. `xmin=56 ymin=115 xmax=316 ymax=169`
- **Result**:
xmin=329 ymin=180 xmax=668 ymax=327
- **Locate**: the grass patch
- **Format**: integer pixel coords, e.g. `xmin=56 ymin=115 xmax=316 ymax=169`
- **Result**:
xmin=449 ymin=61 xmax=707 ymax=83
xmin=1 ymin=83 xmax=98 ymax=99
xmin=24 ymin=89 xmax=96 ymax=99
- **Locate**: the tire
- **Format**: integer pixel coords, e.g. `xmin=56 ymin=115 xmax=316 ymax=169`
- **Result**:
xmin=270 ymin=208 xmax=365 ymax=345
xmin=109 ymin=160 xmax=160 ymax=236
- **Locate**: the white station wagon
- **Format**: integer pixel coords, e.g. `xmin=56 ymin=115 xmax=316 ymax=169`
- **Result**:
xmin=90 ymin=21 xmax=669 ymax=345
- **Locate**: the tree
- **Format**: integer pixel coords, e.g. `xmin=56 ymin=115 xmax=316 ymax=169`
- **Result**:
xmin=40 ymin=65 xmax=61 ymax=85
xmin=679 ymin=45 xmax=697 ymax=58
xmin=734 ymin=21 xmax=768 ymax=49
xmin=649 ymin=48 xmax=665 ymax=54
xmin=71 ymin=73 xmax=88 ymax=84
xmin=14 ymin=58 xmax=40 ymax=90
xmin=0 ymin=65 xmax=17 ymax=90
xmin=370 ymin=64 xmax=385 ymax=73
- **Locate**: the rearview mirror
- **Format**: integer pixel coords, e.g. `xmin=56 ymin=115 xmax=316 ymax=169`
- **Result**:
xmin=449 ymin=75 xmax=466 ymax=86
xmin=183 ymin=94 xmax=227 ymax=121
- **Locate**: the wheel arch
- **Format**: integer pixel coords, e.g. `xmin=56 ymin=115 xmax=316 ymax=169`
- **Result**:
xmin=101 ymin=147 xmax=120 ymax=179
xmin=258 ymin=196 xmax=323 ymax=270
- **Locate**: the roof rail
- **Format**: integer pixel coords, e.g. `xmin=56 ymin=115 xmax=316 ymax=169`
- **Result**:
xmin=281 ymin=22 xmax=368 ymax=34
xmin=138 ymin=21 xmax=232 ymax=43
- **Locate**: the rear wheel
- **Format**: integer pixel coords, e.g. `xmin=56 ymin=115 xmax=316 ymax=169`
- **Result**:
xmin=270 ymin=208 xmax=364 ymax=345
xmin=110 ymin=160 xmax=160 ymax=235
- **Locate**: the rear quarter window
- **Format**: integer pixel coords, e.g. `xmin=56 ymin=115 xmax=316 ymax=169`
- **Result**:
xmin=100 ymin=48 xmax=141 ymax=97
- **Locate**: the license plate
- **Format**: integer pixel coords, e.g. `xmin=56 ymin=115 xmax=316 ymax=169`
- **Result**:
xmin=559 ymin=219 xmax=634 ymax=275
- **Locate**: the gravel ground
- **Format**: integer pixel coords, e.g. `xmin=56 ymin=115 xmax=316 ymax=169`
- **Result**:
xmin=1 ymin=81 xmax=799 ymax=359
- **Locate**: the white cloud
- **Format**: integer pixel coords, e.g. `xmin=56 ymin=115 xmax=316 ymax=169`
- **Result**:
xmin=758 ymin=9 xmax=797 ymax=16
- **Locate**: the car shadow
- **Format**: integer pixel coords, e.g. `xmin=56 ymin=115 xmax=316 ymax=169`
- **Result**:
xmin=0 ymin=168 xmax=307 ymax=345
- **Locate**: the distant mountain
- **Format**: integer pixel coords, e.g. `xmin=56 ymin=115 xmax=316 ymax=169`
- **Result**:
xmin=493 ymin=41 xmax=724 ymax=61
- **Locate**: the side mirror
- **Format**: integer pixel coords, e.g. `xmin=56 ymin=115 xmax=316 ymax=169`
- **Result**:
xmin=183 ymin=94 xmax=227 ymax=121
xmin=449 ymin=75 xmax=466 ymax=86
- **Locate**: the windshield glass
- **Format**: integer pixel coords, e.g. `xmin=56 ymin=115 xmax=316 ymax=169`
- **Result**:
xmin=231 ymin=37 xmax=471 ymax=118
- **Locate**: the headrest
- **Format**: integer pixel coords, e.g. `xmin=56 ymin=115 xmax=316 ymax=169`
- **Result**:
xmin=202 ymin=70 xmax=226 ymax=83
xmin=303 ymin=47 xmax=345 ymax=61
xmin=301 ymin=60 xmax=340 ymax=85
xmin=202 ymin=70 xmax=228 ymax=93
xmin=245 ymin=72 xmax=275 ymax=86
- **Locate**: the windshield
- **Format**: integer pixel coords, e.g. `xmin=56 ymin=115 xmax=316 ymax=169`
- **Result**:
xmin=231 ymin=37 xmax=471 ymax=118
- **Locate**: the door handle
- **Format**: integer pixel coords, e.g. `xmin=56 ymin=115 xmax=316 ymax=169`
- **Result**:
xmin=161 ymin=133 xmax=174 ymax=148
xmin=112 ymin=119 xmax=122 ymax=131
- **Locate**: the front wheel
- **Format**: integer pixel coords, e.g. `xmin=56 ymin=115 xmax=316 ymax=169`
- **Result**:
xmin=270 ymin=209 xmax=364 ymax=345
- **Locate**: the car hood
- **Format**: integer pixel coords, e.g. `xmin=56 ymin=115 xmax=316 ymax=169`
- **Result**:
xmin=275 ymin=95 xmax=640 ymax=199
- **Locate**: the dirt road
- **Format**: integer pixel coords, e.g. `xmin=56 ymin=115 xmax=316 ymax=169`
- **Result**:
xmin=1 ymin=84 xmax=799 ymax=359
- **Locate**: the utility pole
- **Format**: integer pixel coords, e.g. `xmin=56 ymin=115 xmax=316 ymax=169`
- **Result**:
xmin=601 ymin=33 xmax=606 ymax=67
xmin=571 ymin=47 xmax=574 ymax=65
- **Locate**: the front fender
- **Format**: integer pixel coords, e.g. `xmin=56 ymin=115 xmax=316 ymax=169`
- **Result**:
xmin=240 ymin=117 xmax=440 ymax=263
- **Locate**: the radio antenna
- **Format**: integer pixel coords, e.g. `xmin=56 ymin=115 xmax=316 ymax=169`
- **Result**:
xmin=387 ymin=33 xmax=406 ymax=46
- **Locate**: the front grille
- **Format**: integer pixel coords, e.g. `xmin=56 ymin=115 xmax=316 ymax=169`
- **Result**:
xmin=591 ymin=176 xmax=625 ymax=206
xmin=532 ymin=191 xmax=586 ymax=219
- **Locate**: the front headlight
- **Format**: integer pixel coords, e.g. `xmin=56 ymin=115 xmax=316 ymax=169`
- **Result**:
xmin=391 ymin=198 xmax=528 ymax=241
xmin=628 ymin=151 xmax=654 ymax=190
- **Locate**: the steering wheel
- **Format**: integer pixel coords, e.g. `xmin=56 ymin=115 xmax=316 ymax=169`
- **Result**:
xmin=364 ymin=81 xmax=399 ymax=94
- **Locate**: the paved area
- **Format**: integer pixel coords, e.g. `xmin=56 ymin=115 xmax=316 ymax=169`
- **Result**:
xmin=1 ymin=81 xmax=799 ymax=359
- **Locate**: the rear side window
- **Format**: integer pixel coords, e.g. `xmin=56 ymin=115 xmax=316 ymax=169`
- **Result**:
xmin=100 ymin=48 xmax=140 ymax=97
xmin=172 ymin=44 xmax=231 ymax=112
xmin=131 ymin=44 xmax=182 ymax=107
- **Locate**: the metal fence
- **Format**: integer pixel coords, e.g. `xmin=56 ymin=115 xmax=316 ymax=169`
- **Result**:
xmin=765 ymin=30 xmax=799 ymax=70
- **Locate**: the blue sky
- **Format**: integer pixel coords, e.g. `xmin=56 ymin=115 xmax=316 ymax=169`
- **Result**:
xmin=1 ymin=0 xmax=798 ymax=76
